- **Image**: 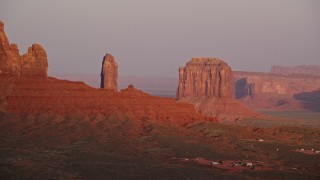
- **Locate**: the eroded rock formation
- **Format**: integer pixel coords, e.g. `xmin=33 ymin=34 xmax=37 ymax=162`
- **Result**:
xmin=100 ymin=53 xmax=118 ymax=91
xmin=271 ymin=65 xmax=320 ymax=76
xmin=234 ymin=71 xmax=320 ymax=111
xmin=177 ymin=57 xmax=258 ymax=121
xmin=0 ymin=21 xmax=48 ymax=77
xmin=177 ymin=57 xmax=232 ymax=98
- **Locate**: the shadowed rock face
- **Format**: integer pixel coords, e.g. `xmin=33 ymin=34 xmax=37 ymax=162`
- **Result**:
xmin=234 ymin=71 xmax=320 ymax=111
xmin=100 ymin=53 xmax=118 ymax=91
xmin=177 ymin=57 xmax=232 ymax=99
xmin=0 ymin=21 xmax=48 ymax=77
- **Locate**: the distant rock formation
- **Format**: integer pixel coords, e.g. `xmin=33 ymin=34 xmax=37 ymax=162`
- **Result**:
xmin=177 ymin=57 xmax=232 ymax=98
xmin=100 ymin=53 xmax=118 ymax=91
xmin=271 ymin=65 xmax=320 ymax=76
xmin=0 ymin=21 xmax=48 ymax=77
xmin=177 ymin=57 xmax=258 ymax=121
xmin=234 ymin=71 xmax=320 ymax=111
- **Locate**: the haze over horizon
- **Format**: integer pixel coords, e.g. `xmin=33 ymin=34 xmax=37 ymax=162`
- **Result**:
xmin=1 ymin=0 xmax=319 ymax=78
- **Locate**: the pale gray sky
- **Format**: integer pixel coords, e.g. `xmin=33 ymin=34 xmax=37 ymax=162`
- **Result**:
xmin=1 ymin=0 xmax=319 ymax=77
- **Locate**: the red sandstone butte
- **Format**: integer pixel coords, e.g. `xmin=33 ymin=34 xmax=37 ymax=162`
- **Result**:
xmin=100 ymin=53 xmax=118 ymax=91
xmin=177 ymin=57 xmax=232 ymax=98
xmin=177 ymin=57 xmax=258 ymax=121
xmin=0 ymin=21 xmax=48 ymax=77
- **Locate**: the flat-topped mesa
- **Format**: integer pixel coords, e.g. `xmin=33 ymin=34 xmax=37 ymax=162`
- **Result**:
xmin=177 ymin=57 xmax=233 ymax=99
xmin=100 ymin=53 xmax=118 ymax=91
xmin=0 ymin=20 xmax=48 ymax=77
xmin=271 ymin=65 xmax=320 ymax=76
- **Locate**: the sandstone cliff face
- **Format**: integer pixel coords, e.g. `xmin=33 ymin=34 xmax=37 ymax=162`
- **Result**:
xmin=100 ymin=53 xmax=118 ymax=91
xmin=177 ymin=57 xmax=258 ymax=121
xmin=271 ymin=65 xmax=320 ymax=76
xmin=0 ymin=21 xmax=48 ymax=77
xmin=234 ymin=71 xmax=320 ymax=111
xmin=177 ymin=57 xmax=232 ymax=99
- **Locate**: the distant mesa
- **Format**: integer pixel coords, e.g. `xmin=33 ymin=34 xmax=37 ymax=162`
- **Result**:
xmin=100 ymin=53 xmax=118 ymax=91
xmin=177 ymin=57 xmax=258 ymax=121
xmin=234 ymin=71 xmax=320 ymax=111
xmin=271 ymin=65 xmax=320 ymax=76
xmin=0 ymin=20 xmax=48 ymax=77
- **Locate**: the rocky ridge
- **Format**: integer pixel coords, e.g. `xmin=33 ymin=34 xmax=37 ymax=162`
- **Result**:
xmin=0 ymin=21 xmax=48 ymax=77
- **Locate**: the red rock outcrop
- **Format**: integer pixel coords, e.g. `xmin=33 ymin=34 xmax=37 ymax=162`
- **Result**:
xmin=0 ymin=21 xmax=48 ymax=77
xmin=271 ymin=65 xmax=320 ymax=76
xmin=0 ymin=77 xmax=216 ymax=125
xmin=177 ymin=57 xmax=258 ymax=121
xmin=234 ymin=71 xmax=320 ymax=111
xmin=177 ymin=57 xmax=232 ymax=98
xmin=100 ymin=53 xmax=118 ymax=91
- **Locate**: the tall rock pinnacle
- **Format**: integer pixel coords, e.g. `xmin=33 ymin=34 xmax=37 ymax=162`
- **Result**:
xmin=177 ymin=57 xmax=233 ymax=99
xmin=0 ymin=20 xmax=48 ymax=77
xmin=100 ymin=53 xmax=118 ymax=91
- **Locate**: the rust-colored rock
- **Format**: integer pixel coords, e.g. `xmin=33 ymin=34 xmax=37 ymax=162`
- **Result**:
xmin=177 ymin=57 xmax=232 ymax=98
xmin=0 ymin=21 xmax=48 ymax=77
xmin=20 ymin=44 xmax=48 ymax=76
xmin=0 ymin=77 xmax=216 ymax=125
xmin=100 ymin=53 xmax=118 ymax=91
xmin=177 ymin=57 xmax=258 ymax=121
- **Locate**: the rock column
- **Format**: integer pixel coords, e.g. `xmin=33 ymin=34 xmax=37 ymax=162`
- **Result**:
xmin=100 ymin=53 xmax=118 ymax=91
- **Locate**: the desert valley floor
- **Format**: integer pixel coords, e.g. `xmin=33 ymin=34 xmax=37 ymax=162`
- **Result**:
xmin=0 ymin=77 xmax=319 ymax=179
xmin=1 ymin=107 xmax=320 ymax=179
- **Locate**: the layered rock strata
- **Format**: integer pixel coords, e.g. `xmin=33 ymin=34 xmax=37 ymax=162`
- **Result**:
xmin=234 ymin=71 xmax=320 ymax=111
xmin=1 ymin=78 xmax=216 ymax=125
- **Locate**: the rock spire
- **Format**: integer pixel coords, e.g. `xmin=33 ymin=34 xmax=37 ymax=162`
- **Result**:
xmin=100 ymin=53 xmax=118 ymax=91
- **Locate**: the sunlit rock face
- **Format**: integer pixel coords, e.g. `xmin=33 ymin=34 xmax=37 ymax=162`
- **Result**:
xmin=177 ymin=57 xmax=258 ymax=121
xmin=0 ymin=21 xmax=48 ymax=77
xmin=177 ymin=57 xmax=233 ymax=99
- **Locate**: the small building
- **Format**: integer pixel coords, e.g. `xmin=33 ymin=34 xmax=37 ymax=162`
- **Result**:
xmin=210 ymin=162 xmax=220 ymax=165
xmin=246 ymin=163 xmax=253 ymax=167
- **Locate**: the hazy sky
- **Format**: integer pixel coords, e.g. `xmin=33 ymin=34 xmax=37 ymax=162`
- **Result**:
xmin=1 ymin=0 xmax=319 ymax=77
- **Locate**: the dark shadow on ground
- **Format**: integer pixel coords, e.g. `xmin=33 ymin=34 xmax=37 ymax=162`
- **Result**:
xmin=294 ymin=90 xmax=320 ymax=112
